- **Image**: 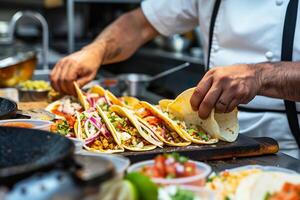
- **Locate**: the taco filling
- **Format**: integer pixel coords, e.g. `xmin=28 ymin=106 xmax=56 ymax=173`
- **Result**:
xmin=51 ymin=115 xmax=76 ymax=137
xmin=158 ymin=103 xmax=216 ymax=143
xmin=168 ymin=113 xmax=213 ymax=142
xmin=85 ymin=93 xmax=112 ymax=111
xmin=107 ymin=111 xmax=151 ymax=149
xmin=136 ymin=107 xmax=186 ymax=143
xmin=78 ymin=110 xmax=121 ymax=151
xmin=48 ymin=96 xmax=83 ymax=119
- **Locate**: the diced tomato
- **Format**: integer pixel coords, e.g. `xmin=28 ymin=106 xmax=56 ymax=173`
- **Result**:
xmin=65 ymin=115 xmax=76 ymax=128
xmin=183 ymin=162 xmax=197 ymax=177
xmin=50 ymin=124 xmax=57 ymax=132
xmin=154 ymin=155 xmax=166 ymax=177
xmin=137 ymin=108 xmax=152 ymax=118
xmin=144 ymin=116 xmax=161 ymax=126
xmin=142 ymin=166 xmax=162 ymax=178
xmin=117 ymin=123 xmax=123 ymax=130
xmin=165 ymin=163 xmax=177 ymax=178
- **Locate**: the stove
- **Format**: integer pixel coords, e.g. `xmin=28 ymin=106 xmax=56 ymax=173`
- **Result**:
xmin=0 ymin=155 xmax=116 ymax=200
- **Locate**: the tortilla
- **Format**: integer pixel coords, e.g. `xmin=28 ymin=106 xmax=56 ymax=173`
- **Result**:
xmin=134 ymin=101 xmax=191 ymax=146
xmin=89 ymin=85 xmax=123 ymax=106
xmin=158 ymin=99 xmax=218 ymax=144
xmin=168 ymin=88 xmax=239 ymax=142
xmin=235 ymin=172 xmax=300 ymax=200
xmin=74 ymin=83 xmax=123 ymax=111
xmin=102 ymin=105 xmax=159 ymax=151
xmin=119 ymin=96 xmax=140 ymax=109
xmin=74 ymin=82 xmax=89 ymax=110
xmin=75 ymin=109 xmax=124 ymax=153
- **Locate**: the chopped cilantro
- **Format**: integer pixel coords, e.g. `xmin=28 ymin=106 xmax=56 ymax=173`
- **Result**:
xmin=166 ymin=174 xmax=175 ymax=179
xmin=56 ymin=120 xmax=70 ymax=135
xmin=264 ymin=192 xmax=271 ymax=200
xmin=164 ymin=153 xmax=188 ymax=164
xmin=171 ymin=188 xmax=196 ymax=200
xmin=225 ymin=196 xmax=231 ymax=200
xmin=197 ymin=132 xmax=209 ymax=141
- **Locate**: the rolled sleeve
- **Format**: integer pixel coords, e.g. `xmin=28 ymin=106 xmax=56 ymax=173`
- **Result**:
xmin=141 ymin=0 xmax=199 ymax=36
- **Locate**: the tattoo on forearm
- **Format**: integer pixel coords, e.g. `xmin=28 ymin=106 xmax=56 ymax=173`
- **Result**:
xmin=101 ymin=38 xmax=121 ymax=61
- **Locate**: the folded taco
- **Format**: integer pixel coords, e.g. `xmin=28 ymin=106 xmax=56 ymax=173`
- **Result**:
xmin=168 ymin=88 xmax=239 ymax=142
xmin=74 ymin=82 xmax=123 ymax=111
xmin=101 ymin=105 xmax=161 ymax=151
xmin=158 ymin=99 xmax=218 ymax=144
xmin=119 ymin=96 xmax=140 ymax=109
xmin=46 ymin=96 xmax=83 ymax=119
xmin=134 ymin=101 xmax=191 ymax=146
xmin=74 ymin=109 xmax=124 ymax=153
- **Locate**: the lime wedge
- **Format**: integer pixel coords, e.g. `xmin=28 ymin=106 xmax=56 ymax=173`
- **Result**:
xmin=99 ymin=179 xmax=138 ymax=200
xmin=125 ymin=172 xmax=158 ymax=200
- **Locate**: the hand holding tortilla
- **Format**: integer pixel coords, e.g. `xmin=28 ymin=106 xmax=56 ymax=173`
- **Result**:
xmin=190 ymin=65 xmax=259 ymax=119
xmin=167 ymin=88 xmax=239 ymax=142
xmin=50 ymin=47 xmax=103 ymax=95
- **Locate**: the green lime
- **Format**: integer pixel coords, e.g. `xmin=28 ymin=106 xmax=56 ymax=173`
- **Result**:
xmin=99 ymin=179 xmax=138 ymax=200
xmin=125 ymin=172 xmax=158 ymax=200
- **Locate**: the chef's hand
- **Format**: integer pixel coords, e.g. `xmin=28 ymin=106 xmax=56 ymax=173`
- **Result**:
xmin=50 ymin=46 xmax=103 ymax=95
xmin=190 ymin=64 xmax=261 ymax=119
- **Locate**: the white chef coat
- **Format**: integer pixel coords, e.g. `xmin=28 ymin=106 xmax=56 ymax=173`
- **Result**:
xmin=141 ymin=0 xmax=300 ymax=158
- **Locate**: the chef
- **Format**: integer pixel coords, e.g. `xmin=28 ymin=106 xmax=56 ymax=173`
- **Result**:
xmin=51 ymin=0 xmax=300 ymax=158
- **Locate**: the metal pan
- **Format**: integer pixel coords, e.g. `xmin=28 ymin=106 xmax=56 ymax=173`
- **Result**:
xmin=0 ymin=97 xmax=17 ymax=119
xmin=0 ymin=127 xmax=74 ymax=184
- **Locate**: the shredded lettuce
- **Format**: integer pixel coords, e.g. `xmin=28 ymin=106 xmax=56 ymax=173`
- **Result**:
xmin=56 ymin=120 xmax=70 ymax=135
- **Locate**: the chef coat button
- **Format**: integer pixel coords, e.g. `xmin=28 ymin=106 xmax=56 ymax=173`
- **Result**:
xmin=276 ymin=0 xmax=283 ymax=6
xmin=212 ymin=45 xmax=219 ymax=52
xmin=265 ymin=51 xmax=274 ymax=60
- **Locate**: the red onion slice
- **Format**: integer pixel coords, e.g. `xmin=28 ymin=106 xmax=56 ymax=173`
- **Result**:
xmin=84 ymin=131 xmax=100 ymax=145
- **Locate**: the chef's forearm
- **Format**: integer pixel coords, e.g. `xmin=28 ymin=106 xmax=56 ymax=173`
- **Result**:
xmin=83 ymin=8 xmax=158 ymax=65
xmin=257 ymin=61 xmax=300 ymax=101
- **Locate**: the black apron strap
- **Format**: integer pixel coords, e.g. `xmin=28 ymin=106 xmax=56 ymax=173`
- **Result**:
xmin=282 ymin=0 xmax=300 ymax=147
xmin=207 ymin=0 xmax=222 ymax=69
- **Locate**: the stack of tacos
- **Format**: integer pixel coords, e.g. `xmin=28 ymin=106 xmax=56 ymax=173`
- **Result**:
xmin=49 ymin=83 xmax=239 ymax=153
xmin=74 ymin=83 xmax=163 ymax=152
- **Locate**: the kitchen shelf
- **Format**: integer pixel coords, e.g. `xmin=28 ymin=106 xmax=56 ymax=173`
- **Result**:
xmin=138 ymin=48 xmax=204 ymax=65
xmin=67 ymin=0 xmax=142 ymax=53
xmin=73 ymin=0 xmax=141 ymax=3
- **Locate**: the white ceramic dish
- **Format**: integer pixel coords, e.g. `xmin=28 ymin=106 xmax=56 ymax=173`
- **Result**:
xmin=226 ymin=165 xmax=297 ymax=174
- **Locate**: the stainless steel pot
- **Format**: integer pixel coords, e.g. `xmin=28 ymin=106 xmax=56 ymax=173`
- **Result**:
xmin=117 ymin=62 xmax=190 ymax=97
xmin=117 ymin=73 xmax=151 ymax=97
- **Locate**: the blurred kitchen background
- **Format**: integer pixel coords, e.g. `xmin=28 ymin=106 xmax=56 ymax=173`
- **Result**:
xmin=0 ymin=0 xmax=205 ymax=101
